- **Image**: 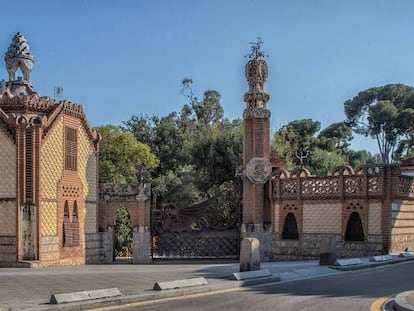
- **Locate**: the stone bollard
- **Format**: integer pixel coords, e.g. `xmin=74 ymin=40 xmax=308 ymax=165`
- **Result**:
xmin=319 ymin=235 xmax=337 ymax=265
xmin=240 ymin=238 xmax=260 ymax=272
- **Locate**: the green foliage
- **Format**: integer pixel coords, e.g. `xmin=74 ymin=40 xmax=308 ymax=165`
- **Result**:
xmin=271 ymin=119 xmax=320 ymax=170
xmin=344 ymin=83 xmax=414 ymax=164
xmin=317 ymin=121 xmax=353 ymax=152
xmin=347 ymin=150 xmax=382 ymax=169
xmin=123 ymin=80 xmax=242 ymax=211
xmin=310 ymin=148 xmax=347 ymax=176
xmin=95 ymin=125 xmax=159 ymax=184
xmin=272 ymin=119 xmax=380 ymax=175
xmin=114 ymin=205 xmax=132 ymax=257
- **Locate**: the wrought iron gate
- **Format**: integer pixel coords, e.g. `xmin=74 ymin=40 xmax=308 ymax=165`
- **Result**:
xmin=151 ymin=184 xmax=241 ymax=259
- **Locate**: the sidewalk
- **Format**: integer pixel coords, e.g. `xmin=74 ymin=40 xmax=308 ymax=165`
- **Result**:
xmin=0 ymin=255 xmax=412 ymax=311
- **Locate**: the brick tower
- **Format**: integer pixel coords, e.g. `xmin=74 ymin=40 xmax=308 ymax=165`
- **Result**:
xmin=242 ymin=39 xmax=272 ymax=237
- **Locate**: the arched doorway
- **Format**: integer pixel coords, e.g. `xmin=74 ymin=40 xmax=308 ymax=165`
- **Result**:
xmin=113 ymin=205 xmax=133 ymax=262
xmin=282 ymin=212 xmax=299 ymax=240
xmin=345 ymin=212 xmax=364 ymax=241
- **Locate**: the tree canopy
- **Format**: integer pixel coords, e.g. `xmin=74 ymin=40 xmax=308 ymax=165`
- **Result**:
xmin=95 ymin=125 xmax=159 ymax=184
xmin=123 ymin=80 xmax=242 ymax=209
xmin=344 ymin=83 xmax=414 ymax=164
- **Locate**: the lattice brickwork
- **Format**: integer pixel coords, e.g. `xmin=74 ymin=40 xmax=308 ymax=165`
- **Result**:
xmin=0 ymin=200 xmax=16 ymax=235
xmin=84 ymin=202 xmax=97 ymax=233
xmin=41 ymin=201 xmax=58 ymax=236
xmin=368 ymin=202 xmax=382 ymax=234
xmin=0 ymin=128 xmax=16 ymax=197
xmin=78 ymin=126 xmax=97 ymax=202
xmin=302 ymin=203 xmax=341 ymax=234
xmin=41 ymin=117 xmax=64 ymax=200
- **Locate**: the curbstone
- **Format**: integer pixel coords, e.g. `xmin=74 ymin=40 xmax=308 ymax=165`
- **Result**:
xmin=50 ymin=288 xmax=121 ymax=304
xmin=230 ymin=269 xmax=272 ymax=280
xmin=394 ymin=291 xmax=414 ymax=311
xmin=153 ymin=277 xmax=208 ymax=290
xmin=334 ymin=258 xmax=363 ymax=266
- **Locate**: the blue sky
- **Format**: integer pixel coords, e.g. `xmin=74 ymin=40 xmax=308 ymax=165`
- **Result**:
xmin=1 ymin=0 xmax=414 ymax=153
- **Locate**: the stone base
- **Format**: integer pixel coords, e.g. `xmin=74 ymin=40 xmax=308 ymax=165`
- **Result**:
xmin=132 ymin=229 xmax=152 ymax=264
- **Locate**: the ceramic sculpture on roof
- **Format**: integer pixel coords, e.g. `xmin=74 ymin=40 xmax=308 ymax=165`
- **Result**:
xmin=4 ymin=32 xmax=34 ymax=83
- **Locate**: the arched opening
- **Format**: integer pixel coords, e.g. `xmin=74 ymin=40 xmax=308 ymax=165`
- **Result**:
xmin=63 ymin=201 xmax=70 ymax=246
xmin=345 ymin=212 xmax=364 ymax=241
xmin=114 ymin=205 xmax=133 ymax=261
xmin=282 ymin=213 xmax=299 ymax=240
xmin=72 ymin=201 xmax=80 ymax=246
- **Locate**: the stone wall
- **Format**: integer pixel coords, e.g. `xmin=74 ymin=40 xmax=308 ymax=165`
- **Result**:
xmin=85 ymin=231 xmax=113 ymax=264
xmin=0 ymin=236 xmax=16 ymax=262
xmin=78 ymin=124 xmax=98 ymax=234
xmin=268 ymin=233 xmax=382 ymax=261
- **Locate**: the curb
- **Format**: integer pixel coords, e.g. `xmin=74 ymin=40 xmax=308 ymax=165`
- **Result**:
xmin=17 ymin=276 xmax=280 ymax=311
xmin=394 ymin=291 xmax=414 ymax=311
xmin=330 ymin=256 xmax=414 ymax=271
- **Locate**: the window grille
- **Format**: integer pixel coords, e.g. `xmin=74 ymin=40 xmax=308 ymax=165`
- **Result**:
xmin=65 ymin=127 xmax=77 ymax=170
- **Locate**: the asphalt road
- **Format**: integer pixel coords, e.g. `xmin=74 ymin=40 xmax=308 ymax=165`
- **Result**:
xmin=109 ymin=261 xmax=414 ymax=311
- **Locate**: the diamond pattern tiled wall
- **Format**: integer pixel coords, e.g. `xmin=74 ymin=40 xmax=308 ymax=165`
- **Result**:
xmin=0 ymin=128 xmax=16 ymax=198
xmin=40 ymin=117 xmax=63 ymax=236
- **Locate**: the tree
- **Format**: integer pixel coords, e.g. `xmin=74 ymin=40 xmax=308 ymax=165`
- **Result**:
xmin=95 ymin=125 xmax=159 ymax=184
xmin=114 ymin=205 xmax=132 ymax=257
xmin=318 ymin=121 xmax=353 ymax=153
xmin=272 ymin=119 xmax=321 ymax=169
xmin=310 ymin=148 xmax=347 ymax=176
xmin=344 ymin=84 xmax=414 ymax=164
xmin=181 ymin=78 xmax=224 ymax=125
xmin=348 ymin=150 xmax=381 ymax=169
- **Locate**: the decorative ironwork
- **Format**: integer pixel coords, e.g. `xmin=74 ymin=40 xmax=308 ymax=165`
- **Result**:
xmin=152 ymin=231 xmax=239 ymax=259
xmin=152 ymin=183 xmax=241 ymax=259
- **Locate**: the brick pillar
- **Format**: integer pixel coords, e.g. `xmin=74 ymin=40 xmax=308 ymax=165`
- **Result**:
xmin=242 ymin=53 xmax=271 ymax=229
xmin=32 ymin=120 xmax=42 ymax=261
xmin=15 ymin=117 xmax=27 ymax=261
xmin=241 ymin=44 xmax=272 ymax=260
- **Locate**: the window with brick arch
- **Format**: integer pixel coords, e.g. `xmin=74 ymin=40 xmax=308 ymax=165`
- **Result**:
xmin=72 ymin=201 xmax=80 ymax=246
xmin=345 ymin=212 xmax=364 ymax=241
xmin=63 ymin=201 xmax=70 ymax=246
xmin=282 ymin=213 xmax=299 ymax=240
xmin=65 ymin=126 xmax=77 ymax=170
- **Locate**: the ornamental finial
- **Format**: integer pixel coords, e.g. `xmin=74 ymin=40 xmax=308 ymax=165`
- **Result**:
xmin=244 ymin=38 xmax=269 ymax=109
xmin=4 ymin=32 xmax=35 ymax=83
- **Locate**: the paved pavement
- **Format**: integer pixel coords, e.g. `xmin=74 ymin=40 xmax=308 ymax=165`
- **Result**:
xmin=0 ymin=255 xmax=413 ymax=311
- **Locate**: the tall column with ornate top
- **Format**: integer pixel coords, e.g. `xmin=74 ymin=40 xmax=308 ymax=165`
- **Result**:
xmin=241 ymin=39 xmax=272 ymax=256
